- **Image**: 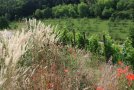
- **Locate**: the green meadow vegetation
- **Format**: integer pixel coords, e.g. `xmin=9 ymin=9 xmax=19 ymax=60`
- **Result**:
xmin=43 ymin=18 xmax=133 ymax=41
xmin=9 ymin=18 xmax=133 ymax=42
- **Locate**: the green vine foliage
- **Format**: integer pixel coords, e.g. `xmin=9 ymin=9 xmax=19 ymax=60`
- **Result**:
xmin=59 ymin=29 xmax=70 ymax=45
xmin=77 ymin=33 xmax=89 ymax=49
xmin=87 ymin=35 xmax=100 ymax=54
xmin=103 ymin=34 xmax=122 ymax=64
xmin=58 ymin=28 xmax=134 ymax=69
xmin=123 ymin=38 xmax=134 ymax=69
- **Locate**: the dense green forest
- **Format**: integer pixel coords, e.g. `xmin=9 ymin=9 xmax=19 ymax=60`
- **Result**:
xmin=0 ymin=0 xmax=134 ymax=21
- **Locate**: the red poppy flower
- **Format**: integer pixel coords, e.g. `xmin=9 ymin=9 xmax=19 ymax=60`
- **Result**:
xmin=126 ymin=73 xmax=134 ymax=81
xmin=117 ymin=66 xmax=129 ymax=77
xmin=117 ymin=68 xmax=125 ymax=76
xmin=126 ymin=73 xmax=134 ymax=86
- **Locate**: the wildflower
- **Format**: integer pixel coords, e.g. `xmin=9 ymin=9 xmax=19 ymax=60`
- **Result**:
xmin=117 ymin=68 xmax=125 ymax=76
xmin=47 ymin=83 xmax=54 ymax=89
xmin=126 ymin=73 xmax=134 ymax=81
xmin=126 ymin=73 xmax=134 ymax=86
xmin=117 ymin=66 xmax=129 ymax=77
xmin=96 ymin=86 xmax=104 ymax=90
xmin=64 ymin=69 xmax=69 ymax=73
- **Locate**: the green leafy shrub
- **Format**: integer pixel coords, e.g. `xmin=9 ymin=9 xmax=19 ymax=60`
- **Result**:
xmin=52 ymin=4 xmax=78 ymax=18
xmin=34 ymin=9 xmax=43 ymax=19
xmin=59 ymin=29 xmax=70 ymax=45
xmin=102 ymin=7 xmax=114 ymax=18
xmin=112 ymin=43 xmax=122 ymax=64
xmin=116 ymin=0 xmax=134 ymax=10
xmin=117 ymin=0 xmax=127 ymax=10
xmin=78 ymin=2 xmax=89 ymax=17
xmin=104 ymin=0 xmax=117 ymax=9
xmin=0 ymin=16 xmax=9 ymax=29
xmin=123 ymin=38 xmax=134 ymax=69
xmin=93 ymin=4 xmax=104 ymax=17
xmin=68 ymin=4 xmax=78 ymax=18
xmin=87 ymin=35 xmax=100 ymax=54
xmin=102 ymin=34 xmax=123 ymax=64
xmin=77 ymin=32 xmax=89 ymax=49
xmin=112 ymin=10 xmax=133 ymax=19
xmin=42 ymin=7 xmax=52 ymax=18
xmin=77 ymin=34 xmax=85 ymax=48
xmin=52 ymin=5 xmax=69 ymax=18
xmin=89 ymin=5 xmax=95 ymax=17
xmin=126 ymin=0 xmax=134 ymax=9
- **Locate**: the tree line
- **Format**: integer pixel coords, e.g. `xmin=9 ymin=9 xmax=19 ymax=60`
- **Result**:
xmin=0 ymin=0 xmax=80 ymax=20
xmin=0 ymin=0 xmax=134 ymax=20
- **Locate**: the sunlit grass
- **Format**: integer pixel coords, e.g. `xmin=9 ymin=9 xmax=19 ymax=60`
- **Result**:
xmin=9 ymin=18 xmax=133 ymax=42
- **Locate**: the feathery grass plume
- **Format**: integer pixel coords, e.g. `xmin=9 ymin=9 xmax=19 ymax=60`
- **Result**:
xmin=0 ymin=29 xmax=31 ymax=89
xmin=0 ymin=18 xmax=58 ymax=89
xmin=1 ymin=30 xmax=31 ymax=66
xmin=26 ymin=19 xmax=58 ymax=48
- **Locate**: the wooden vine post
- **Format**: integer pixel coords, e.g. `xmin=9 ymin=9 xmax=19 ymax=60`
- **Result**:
xmin=83 ymin=32 xmax=86 ymax=48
